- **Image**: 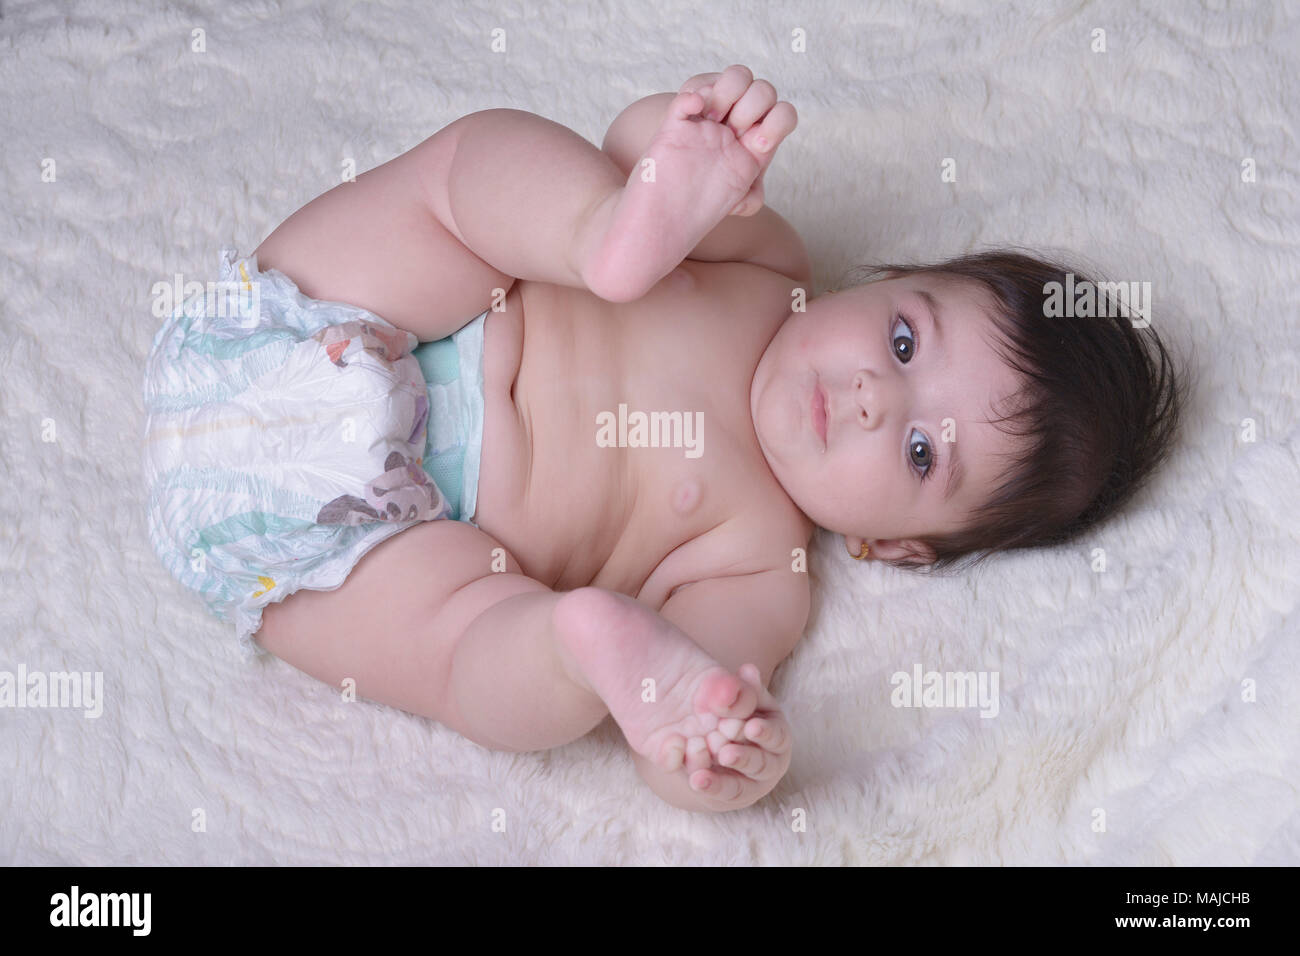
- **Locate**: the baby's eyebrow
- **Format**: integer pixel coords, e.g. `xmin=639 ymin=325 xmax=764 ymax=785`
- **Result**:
xmin=914 ymin=287 xmax=964 ymax=503
xmin=916 ymin=289 xmax=945 ymax=348
xmin=943 ymin=440 xmax=965 ymax=504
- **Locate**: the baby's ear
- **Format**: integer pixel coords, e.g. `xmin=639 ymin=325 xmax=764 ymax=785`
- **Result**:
xmin=865 ymin=538 xmax=936 ymax=565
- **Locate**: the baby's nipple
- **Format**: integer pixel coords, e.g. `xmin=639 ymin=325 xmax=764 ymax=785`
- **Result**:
xmin=671 ymin=478 xmax=702 ymax=516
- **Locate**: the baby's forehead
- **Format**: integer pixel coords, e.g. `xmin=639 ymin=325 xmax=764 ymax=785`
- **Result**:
xmin=898 ymin=271 xmax=1027 ymax=400
xmin=905 ymin=270 xmax=989 ymax=300
xmin=894 ymin=272 xmax=1003 ymax=323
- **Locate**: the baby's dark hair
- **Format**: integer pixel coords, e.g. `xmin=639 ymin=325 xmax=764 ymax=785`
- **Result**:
xmin=845 ymin=248 xmax=1192 ymax=574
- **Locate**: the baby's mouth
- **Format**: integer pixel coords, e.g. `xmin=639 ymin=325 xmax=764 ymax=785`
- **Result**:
xmin=811 ymin=377 xmax=828 ymax=450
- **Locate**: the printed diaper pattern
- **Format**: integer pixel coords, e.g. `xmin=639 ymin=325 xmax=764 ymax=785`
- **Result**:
xmin=141 ymin=249 xmax=455 ymax=658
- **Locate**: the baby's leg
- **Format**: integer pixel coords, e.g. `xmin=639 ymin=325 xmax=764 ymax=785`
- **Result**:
xmin=254 ymin=130 xmax=517 ymax=343
xmin=252 ymin=106 xmax=636 ymax=341
xmin=427 ymin=100 xmax=769 ymax=303
xmin=258 ymin=96 xmax=773 ymax=334
xmin=257 ymin=519 xmax=605 ymax=751
xmin=257 ymin=520 xmax=761 ymax=768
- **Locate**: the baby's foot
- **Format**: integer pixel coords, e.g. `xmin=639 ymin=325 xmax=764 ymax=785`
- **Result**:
xmin=554 ymin=587 xmax=793 ymax=808
xmin=579 ymin=67 xmax=797 ymax=302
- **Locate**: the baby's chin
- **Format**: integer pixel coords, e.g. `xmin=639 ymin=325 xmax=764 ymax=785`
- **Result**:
xmin=774 ymin=474 xmax=848 ymax=533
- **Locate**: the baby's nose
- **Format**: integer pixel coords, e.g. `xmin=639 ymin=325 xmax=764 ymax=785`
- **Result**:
xmin=852 ymin=370 xmax=870 ymax=420
xmin=852 ymin=369 xmax=889 ymax=428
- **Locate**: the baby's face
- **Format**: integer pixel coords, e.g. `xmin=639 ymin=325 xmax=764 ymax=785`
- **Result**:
xmin=749 ymin=273 xmax=1027 ymax=560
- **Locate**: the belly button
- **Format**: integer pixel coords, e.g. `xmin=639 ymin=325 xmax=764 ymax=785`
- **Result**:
xmin=671 ymin=478 xmax=702 ymax=515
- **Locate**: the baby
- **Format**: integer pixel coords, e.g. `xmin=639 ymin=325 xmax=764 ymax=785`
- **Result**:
xmin=143 ymin=66 xmax=1185 ymax=812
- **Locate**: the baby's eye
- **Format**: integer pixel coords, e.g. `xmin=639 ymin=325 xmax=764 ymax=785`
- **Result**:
xmin=908 ymin=428 xmax=935 ymax=480
xmin=890 ymin=315 xmax=917 ymax=363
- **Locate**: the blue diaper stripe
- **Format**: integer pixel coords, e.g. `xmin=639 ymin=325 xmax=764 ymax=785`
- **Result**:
xmin=143 ymin=339 xmax=298 ymax=414
xmin=175 ymin=324 xmax=301 ymax=360
xmin=412 ymin=334 xmax=461 ymax=386
xmin=411 ymin=310 xmax=487 ymax=523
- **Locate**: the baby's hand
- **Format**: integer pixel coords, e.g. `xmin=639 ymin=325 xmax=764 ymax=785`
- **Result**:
xmin=576 ymin=65 xmax=797 ymax=301
xmin=677 ymin=65 xmax=798 ymax=216
xmin=689 ymin=663 xmax=794 ymax=811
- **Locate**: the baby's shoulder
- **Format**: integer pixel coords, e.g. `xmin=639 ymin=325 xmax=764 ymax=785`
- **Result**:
xmin=657 ymin=511 xmax=813 ymax=682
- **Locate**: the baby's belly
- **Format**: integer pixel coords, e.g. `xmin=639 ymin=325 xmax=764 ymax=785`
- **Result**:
xmin=466 ymin=273 xmax=811 ymax=605
xmin=469 ymin=292 xmax=526 ymax=546
xmin=470 ymin=285 xmax=635 ymax=591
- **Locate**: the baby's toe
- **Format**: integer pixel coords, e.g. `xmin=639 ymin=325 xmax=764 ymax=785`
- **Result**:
xmin=694 ymin=669 xmax=757 ymax=720
xmin=658 ymin=733 xmax=687 ymax=772
xmin=689 ymin=768 xmax=714 ymax=793
xmin=705 ymin=728 xmax=729 ymax=758
xmin=690 ymin=767 xmax=747 ymax=802
xmin=718 ymin=717 xmax=747 ymax=740
xmin=718 ymin=742 xmax=777 ymax=780
xmin=684 ymin=736 xmax=712 ymax=774
xmin=703 ymin=720 xmax=745 ymax=759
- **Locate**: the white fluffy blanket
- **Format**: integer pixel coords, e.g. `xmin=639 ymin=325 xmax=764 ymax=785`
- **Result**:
xmin=2 ymin=0 xmax=1297 ymax=865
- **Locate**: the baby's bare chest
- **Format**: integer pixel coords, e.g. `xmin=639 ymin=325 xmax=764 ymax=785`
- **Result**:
xmin=471 ymin=262 xmax=811 ymax=606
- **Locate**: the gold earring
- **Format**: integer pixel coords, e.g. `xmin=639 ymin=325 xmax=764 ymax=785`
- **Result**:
xmin=852 ymin=541 xmax=870 ymax=560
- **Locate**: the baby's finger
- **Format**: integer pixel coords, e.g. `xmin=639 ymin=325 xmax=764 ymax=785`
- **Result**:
xmin=724 ymin=79 xmax=777 ymax=138
xmin=678 ymin=71 xmax=722 ymax=95
xmin=738 ymin=662 xmax=783 ymax=712
xmin=744 ymin=715 xmax=792 ymax=754
xmin=669 ymin=89 xmax=708 ymax=121
xmin=704 ymin=64 xmax=754 ymax=121
xmin=742 ymin=100 xmax=798 ymax=157
xmin=729 ymin=177 xmax=766 ymax=217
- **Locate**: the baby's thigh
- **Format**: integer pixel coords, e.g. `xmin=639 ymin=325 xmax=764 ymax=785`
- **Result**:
xmin=254 ymin=131 xmax=515 ymax=342
xmin=256 ymin=518 xmax=527 ymax=722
